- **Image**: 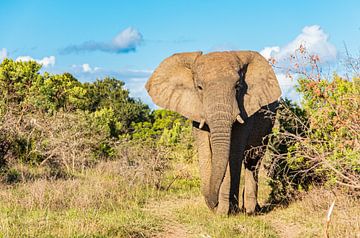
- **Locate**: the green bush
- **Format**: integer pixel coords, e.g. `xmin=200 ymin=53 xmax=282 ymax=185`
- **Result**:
xmin=267 ymin=75 xmax=360 ymax=202
xmin=28 ymin=72 xmax=87 ymax=112
xmin=83 ymin=77 xmax=150 ymax=134
xmin=0 ymin=59 xmax=42 ymax=104
xmin=129 ymin=109 xmax=191 ymax=144
xmin=0 ymin=60 xmax=150 ymax=133
xmin=0 ymin=59 xmax=154 ymax=182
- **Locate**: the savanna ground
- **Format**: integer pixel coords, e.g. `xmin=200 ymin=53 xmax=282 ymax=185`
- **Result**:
xmin=0 ymin=49 xmax=359 ymax=237
xmin=0 ymin=154 xmax=359 ymax=238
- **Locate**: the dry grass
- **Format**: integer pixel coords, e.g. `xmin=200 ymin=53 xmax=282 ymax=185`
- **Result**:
xmin=0 ymin=160 xmax=164 ymax=237
xmin=0 ymin=153 xmax=359 ymax=237
xmin=0 ymin=137 xmax=197 ymax=237
xmin=147 ymin=166 xmax=359 ymax=238
xmin=264 ymin=188 xmax=360 ymax=238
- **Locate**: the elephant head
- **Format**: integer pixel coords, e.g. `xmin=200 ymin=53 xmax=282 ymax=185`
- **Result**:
xmin=145 ymin=51 xmax=281 ymax=209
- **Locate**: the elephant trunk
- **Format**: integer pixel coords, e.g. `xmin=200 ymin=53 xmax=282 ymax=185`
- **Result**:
xmin=203 ymin=85 xmax=238 ymax=209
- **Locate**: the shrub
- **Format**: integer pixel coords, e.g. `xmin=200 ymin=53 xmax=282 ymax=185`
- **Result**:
xmin=0 ymin=59 xmax=42 ymax=105
xmin=0 ymin=60 xmax=154 ymax=182
xmin=267 ymin=67 xmax=360 ymax=202
xmin=129 ymin=109 xmax=192 ymax=145
xmin=83 ymin=77 xmax=150 ymax=134
xmin=28 ymin=72 xmax=87 ymax=112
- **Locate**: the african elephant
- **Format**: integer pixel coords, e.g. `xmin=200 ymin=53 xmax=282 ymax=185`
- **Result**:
xmin=145 ymin=51 xmax=281 ymax=215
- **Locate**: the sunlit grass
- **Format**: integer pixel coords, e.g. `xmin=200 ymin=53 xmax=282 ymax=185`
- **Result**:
xmin=175 ymin=200 xmax=278 ymax=238
xmin=0 ymin=158 xmax=358 ymax=237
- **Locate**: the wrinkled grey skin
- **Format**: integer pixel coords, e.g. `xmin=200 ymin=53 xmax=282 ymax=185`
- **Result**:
xmin=145 ymin=51 xmax=281 ymax=215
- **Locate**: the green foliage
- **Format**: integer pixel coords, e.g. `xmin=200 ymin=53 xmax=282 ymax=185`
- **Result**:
xmin=0 ymin=59 xmax=42 ymax=104
xmin=29 ymin=72 xmax=87 ymax=112
xmin=266 ymin=99 xmax=311 ymax=202
xmin=88 ymin=107 xmax=123 ymax=138
xmin=93 ymin=141 xmax=116 ymax=160
xmin=0 ymin=59 xmax=154 ymax=181
xmin=0 ymin=59 xmax=150 ymax=134
xmin=298 ymin=75 xmax=359 ymax=141
xmin=0 ymin=130 xmax=11 ymax=169
xmin=129 ymin=109 xmax=192 ymax=145
xmin=12 ymin=136 xmax=44 ymax=165
xmin=0 ymin=59 xmax=195 ymax=185
xmin=0 ymin=59 xmax=87 ymax=112
xmin=268 ymin=75 xmax=360 ymax=202
xmin=83 ymin=77 xmax=150 ymax=133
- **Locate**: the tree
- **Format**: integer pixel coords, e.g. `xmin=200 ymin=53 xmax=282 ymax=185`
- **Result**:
xmin=0 ymin=59 xmax=42 ymax=105
xmin=83 ymin=77 xmax=150 ymax=134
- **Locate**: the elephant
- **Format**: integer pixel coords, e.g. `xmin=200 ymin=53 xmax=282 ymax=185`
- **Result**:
xmin=145 ymin=51 xmax=281 ymax=215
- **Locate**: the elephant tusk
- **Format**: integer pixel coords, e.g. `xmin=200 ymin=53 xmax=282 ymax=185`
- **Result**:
xmin=236 ymin=115 xmax=244 ymax=124
xmin=199 ymin=119 xmax=206 ymax=129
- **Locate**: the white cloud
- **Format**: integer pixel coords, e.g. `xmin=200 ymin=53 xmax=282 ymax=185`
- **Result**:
xmin=16 ymin=56 xmax=33 ymax=62
xmin=260 ymin=46 xmax=280 ymax=60
xmin=71 ymin=63 xmax=100 ymax=73
xmin=38 ymin=56 xmax=56 ymax=67
xmin=259 ymin=25 xmax=337 ymax=103
xmin=82 ymin=63 xmax=92 ymax=72
xmin=126 ymin=77 xmax=150 ymax=99
xmin=61 ymin=27 xmax=143 ymax=54
xmin=260 ymin=25 xmax=337 ymax=62
xmin=112 ymin=27 xmax=143 ymax=50
xmin=16 ymin=55 xmax=56 ymax=67
xmin=0 ymin=48 xmax=7 ymax=61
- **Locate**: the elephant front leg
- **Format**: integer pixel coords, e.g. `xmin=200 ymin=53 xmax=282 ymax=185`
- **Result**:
xmin=242 ymin=109 xmax=276 ymax=214
xmin=217 ymin=155 xmax=242 ymax=215
xmin=192 ymin=126 xmax=212 ymax=202
xmin=216 ymin=123 xmax=244 ymax=215
xmin=193 ymin=126 xmax=236 ymax=215
xmin=216 ymin=163 xmax=231 ymax=214
xmin=243 ymin=157 xmax=260 ymax=215
xmin=218 ymin=122 xmax=247 ymax=215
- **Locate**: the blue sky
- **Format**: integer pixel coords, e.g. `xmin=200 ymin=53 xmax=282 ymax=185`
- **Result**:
xmin=1 ymin=0 xmax=359 ymax=105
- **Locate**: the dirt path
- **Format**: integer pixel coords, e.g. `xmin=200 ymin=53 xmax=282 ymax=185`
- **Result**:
xmin=266 ymin=219 xmax=303 ymax=238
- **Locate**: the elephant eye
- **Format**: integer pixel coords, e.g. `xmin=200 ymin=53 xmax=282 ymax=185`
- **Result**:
xmin=197 ymin=85 xmax=203 ymax=90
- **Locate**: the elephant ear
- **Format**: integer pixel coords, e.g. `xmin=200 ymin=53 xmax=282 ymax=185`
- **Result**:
xmin=145 ymin=52 xmax=204 ymax=122
xmin=233 ymin=51 xmax=281 ymax=118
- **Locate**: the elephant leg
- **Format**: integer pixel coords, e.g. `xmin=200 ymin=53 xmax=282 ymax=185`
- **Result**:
xmin=242 ymin=107 xmax=276 ymax=214
xmin=193 ymin=125 xmax=241 ymax=214
xmin=216 ymin=162 xmax=231 ymax=214
xmin=192 ymin=126 xmax=212 ymax=203
xmin=243 ymin=157 xmax=260 ymax=214
xmin=217 ymin=123 xmax=248 ymax=215
xmin=217 ymin=153 xmax=243 ymax=214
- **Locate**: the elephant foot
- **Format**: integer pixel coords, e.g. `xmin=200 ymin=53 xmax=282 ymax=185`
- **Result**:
xmin=242 ymin=203 xmax=261 ymax=215
xmin=203 ymin=196 xmax=231 ymax=215
xmin=213 ymin=198 xmax=240 ymax=215
xmin=203 ymin=193 xmax=242 ymax=216
xmin=204 ymin=194 xmax=219 ymax=210
xmin=215 ymin=206 xmax=228 ymax=215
